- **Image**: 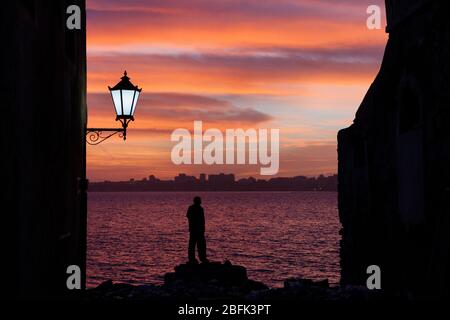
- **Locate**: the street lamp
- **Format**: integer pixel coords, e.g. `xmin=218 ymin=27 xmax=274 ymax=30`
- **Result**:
xmin=86 ymin=71 xmax=142 ymax=144
xmin=80 ymin=71 xmax=142 ymax=290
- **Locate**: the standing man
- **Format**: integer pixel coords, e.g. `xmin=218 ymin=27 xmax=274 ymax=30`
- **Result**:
xmin=186 ymin=196 xmax=208 ymax=264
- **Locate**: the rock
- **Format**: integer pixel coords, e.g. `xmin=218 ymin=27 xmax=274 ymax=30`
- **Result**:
xmin=283 ymin=278 xmax=328 ymax=290
xmin=284 ymin=278 xmax=313 ymax=289
xmin=85 ymin=263 xmax=382 ymax=301
xmin=161 ymin=261 xmax=270 ymax=299
xmin=164 ymin=260 xmax=248 ymax=286
xmin=128 ymin=284 xmax=163 ymax=299
xmin=87 ymin=281 xmax=135 ymax=300
xmin=95 ymin=279 xmax=113 ymax=291
xmin=245 ymin=279 xmax=269 ymax=291
xmin=315 ymin=279 xmax=329 ymax=289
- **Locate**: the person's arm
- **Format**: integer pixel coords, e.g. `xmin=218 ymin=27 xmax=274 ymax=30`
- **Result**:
xmin=186 ymin=206 xmax=191 ymax=219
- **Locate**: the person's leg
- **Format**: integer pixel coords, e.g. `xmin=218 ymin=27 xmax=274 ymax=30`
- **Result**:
xmin=188 ymin=233 xmax=197 ymax=262
xmin=197 ymin=233 xmax=207 ymax=262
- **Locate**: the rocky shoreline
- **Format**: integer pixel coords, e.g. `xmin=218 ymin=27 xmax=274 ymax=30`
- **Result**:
xmin=86 ymin=261 xmax=383 ymax=301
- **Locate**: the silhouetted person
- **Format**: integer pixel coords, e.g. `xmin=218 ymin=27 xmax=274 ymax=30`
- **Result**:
xmin=186 ymin=196 xmax=208 ymax=264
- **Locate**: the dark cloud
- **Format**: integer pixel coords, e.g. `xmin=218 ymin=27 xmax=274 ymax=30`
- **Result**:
xmin=88 ymin=92 xmax=273 ymax=124
xmin=88 ymin=45 xmax=384 ymax=82
xmin=87 ymin=0 xmax=385 ymax=24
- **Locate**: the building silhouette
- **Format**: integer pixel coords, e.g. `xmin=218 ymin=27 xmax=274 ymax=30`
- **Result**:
xmin=338 ymin=0 xmax=450 ymax=298
xmin=3 ymin=1 xmax=87 ymax=298
xmin=208 ymin=173 xmax=235 ymax=186
xmin=89 ymin=173 xmax=338 ymax=192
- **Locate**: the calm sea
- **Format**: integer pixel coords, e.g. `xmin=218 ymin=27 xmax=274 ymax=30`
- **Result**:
xmin=87 ymin=191 xmax=341 ymax=288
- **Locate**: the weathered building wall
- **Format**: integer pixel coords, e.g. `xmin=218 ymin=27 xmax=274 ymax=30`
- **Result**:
xmin=1 ymin=1 xmax=87 ymax=298
xmin=338 ymin=0 xmax=450 ymax=298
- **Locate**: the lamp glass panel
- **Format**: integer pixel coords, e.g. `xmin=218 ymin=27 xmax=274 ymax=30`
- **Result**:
xmin=111 ymin=90 xmax=122 ymax=116
xmin=121 ymin=90 xmax=135 ymax=116
xmin=131 ymin=91 xmax=140 ymax=116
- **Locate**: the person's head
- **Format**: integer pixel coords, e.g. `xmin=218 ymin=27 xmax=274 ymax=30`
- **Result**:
xmin=193 ymin=196 xmax=201 ymax=205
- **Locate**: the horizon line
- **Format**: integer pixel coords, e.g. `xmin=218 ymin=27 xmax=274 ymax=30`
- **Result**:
xmin=89 ymin=172 xmax=338 ymax=183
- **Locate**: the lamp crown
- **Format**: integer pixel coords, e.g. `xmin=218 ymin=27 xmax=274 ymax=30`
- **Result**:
xmin=109 ymin=71 xmax=141 ymax=92
xmin=121 ymin=70 xmax=129 ymax=81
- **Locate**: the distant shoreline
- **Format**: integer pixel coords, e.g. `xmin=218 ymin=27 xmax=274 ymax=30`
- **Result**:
xmin=88 ymin=190 xmax=338 ymax=192
xmin=88 ymin=174 xmax=338 ymax=192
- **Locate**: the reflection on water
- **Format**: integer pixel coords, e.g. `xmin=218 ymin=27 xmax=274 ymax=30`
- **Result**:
xmin=87 ymin=191 xmax=341 ymax=288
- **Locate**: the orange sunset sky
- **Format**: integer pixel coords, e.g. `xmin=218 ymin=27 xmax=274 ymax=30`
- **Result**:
xmin=86 ymin=0 xmax=387 ymax=181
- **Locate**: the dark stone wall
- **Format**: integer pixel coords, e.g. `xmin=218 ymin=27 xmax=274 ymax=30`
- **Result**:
xmin=338 ymin=0 xmax=450 ymax=298
xmin=1 ymin=1 xmax=87 ymax=298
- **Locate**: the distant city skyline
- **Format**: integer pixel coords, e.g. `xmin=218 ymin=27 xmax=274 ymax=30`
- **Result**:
xmin=89 ymin=172 xmax=338 ymax=192
xmin=89 ymin=171 xmax=337 ymax=183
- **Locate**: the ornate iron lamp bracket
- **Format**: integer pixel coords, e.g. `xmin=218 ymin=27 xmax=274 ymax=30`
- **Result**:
xmin=85 ymin=128 xmax=126 ymax=145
